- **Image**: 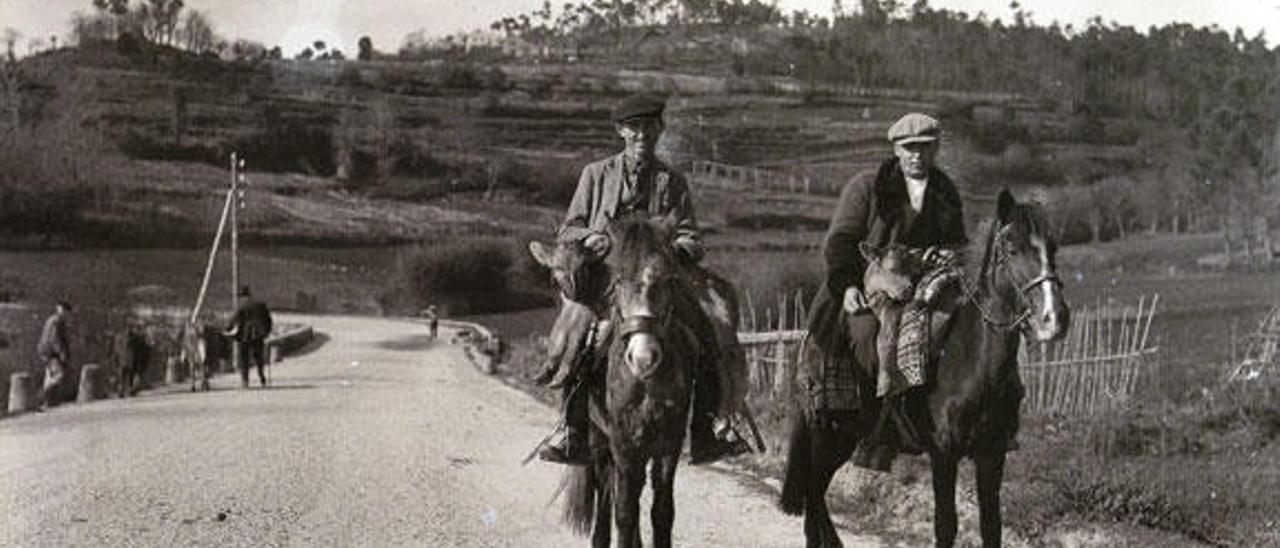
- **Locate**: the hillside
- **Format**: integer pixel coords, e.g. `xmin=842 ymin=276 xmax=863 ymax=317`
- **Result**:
xmin=0 ymin=41 xmax=1153 ymax=249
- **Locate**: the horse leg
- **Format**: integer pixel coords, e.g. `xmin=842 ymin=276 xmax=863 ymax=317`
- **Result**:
xmin=649 ymin=454 xmax=679 ymax=548
xmin=806 ymin=412 xmax=858 ymax=548
xmin=930 ymin=454 xmax=960 ymax=548
xmin=974 ymin=452 xmax=1006 ymax=548
xmin=780 ymin=413 xmax=812 ymax=516
xmin=592 ymin=457 xmax=613 ymax=548
xmin=612 ymin=455 xmax=644 ymax=548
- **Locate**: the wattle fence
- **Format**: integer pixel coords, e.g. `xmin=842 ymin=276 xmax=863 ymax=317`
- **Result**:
xmin=734 ymin=291 xmax=1162 ymax=419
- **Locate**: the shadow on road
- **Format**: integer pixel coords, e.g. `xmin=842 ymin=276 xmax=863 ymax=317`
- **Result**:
xmin=375 ymin=334 xmax=438 ymax=352
xmin=283 ymin=331 xmax=331 ymax=359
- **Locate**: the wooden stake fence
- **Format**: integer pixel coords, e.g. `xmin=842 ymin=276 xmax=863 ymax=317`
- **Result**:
xmin=734 ymin=290 xmax=1163 ymax=419
xmin=1019 ymin=294 xmax=1159 ymax=417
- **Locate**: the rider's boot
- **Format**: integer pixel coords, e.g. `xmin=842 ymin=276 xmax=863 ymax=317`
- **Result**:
xmin=853 ymin=396 xmax=899 ymax=473
xmin=688 ymin=353 xmax=748 ymax=465
xmin=538 ymin=379 xmax=591 ymax=465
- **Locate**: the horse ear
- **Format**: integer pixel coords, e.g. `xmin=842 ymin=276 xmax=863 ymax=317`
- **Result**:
xmin=996 ymin=188 xmax=1017 ymax=225
xmin=859 ymin=241 xmax=881 ymax=262
xmin=528 ymin=241 xmax=555 ymax=269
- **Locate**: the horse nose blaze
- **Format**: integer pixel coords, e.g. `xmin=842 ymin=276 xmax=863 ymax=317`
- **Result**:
xmin=625 ymin=333 xmax=662 ymax=378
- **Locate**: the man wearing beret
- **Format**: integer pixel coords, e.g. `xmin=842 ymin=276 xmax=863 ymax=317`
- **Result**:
xmin=535 ymin=93 xmax=748 ymax=465
xmin=805 ymin=112 xmax=968 ymax=471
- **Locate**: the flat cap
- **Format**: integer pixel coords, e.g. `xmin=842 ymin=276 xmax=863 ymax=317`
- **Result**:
xmin=612 ymin=93 xmax=666 ymax=123
xmin=887 ymin=112 xmax=941 ymax=144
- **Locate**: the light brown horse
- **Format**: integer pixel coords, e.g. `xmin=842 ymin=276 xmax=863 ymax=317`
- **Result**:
xmin=180 ymin=321 xmax=212 ymax=392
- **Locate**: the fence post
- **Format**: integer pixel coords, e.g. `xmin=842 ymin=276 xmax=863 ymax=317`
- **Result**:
xmin=165 ymin=356 xmax=183 ymax=384
xmin=77 ymin=364 xmax=101 ymax=403
xmin=8 ymin=372 xmax=32 ymax=414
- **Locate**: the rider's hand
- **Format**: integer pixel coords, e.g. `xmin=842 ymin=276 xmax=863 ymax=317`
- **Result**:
xmin=583 ymin=233 xmax=610 ymax=257
xmin=842 ymin=286 xmax=869 ymax=314
xmin=923 ymin=246 xmax=956 ymax=266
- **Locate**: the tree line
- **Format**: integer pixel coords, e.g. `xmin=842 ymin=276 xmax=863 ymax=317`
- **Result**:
xmin=65 ymin=1 xmax=380 ymax=62
xmin=467 ymin=0 xmax=1276 ymax=250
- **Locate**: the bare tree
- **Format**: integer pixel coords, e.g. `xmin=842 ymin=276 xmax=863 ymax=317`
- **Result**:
xmin=179 ymin=9 xmax=215 ymax=53
xmin=138 ymin=0 xmax=184 ymax=45
xmin=92 ymin=0 xmax=131 ymax=39
xmin=1 ymin=28 xmax=22 ymax=130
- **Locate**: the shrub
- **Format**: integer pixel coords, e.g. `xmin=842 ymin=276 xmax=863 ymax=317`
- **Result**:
xmin=490 ymin=156 xmax=583 ymax=207
xmin=336 ymin=64 xmax=365 ymax=88
xmin=397 ymin=239 xmax=518 ymax=315
xmin=0 ymin=186 xmax=87 ymax=238
xmin=229 ymin=121 xmax=336 ymax=176
xmin=119 ymin=130 xmax=224 ymax=166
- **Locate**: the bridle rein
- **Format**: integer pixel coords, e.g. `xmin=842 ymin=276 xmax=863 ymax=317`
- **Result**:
xmin=962 ymin=223 xmax=1061 ymax=332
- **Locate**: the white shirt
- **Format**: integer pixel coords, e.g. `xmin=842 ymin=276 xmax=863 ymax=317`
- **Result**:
xmin=905 ymin=175 xmax=928 ymax=213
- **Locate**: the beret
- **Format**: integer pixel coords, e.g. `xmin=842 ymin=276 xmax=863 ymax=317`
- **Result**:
xmin=612 ymin=93 xmax=666 ymax=123
xmin=887 ymin=112 xmax=941 ymax=144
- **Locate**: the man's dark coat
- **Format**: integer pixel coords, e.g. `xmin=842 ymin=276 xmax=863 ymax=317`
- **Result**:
xmin=804 ymin=158 xmax=968 ymax=412
xmin=231 ymin=299 xmax=273 ymax=343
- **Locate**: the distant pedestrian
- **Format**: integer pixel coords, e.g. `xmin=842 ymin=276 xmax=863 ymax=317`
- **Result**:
xmin=115 ymin=324 xmax=151 ymax=398
xmin=36 ymin=301 xmax=72 ymax=410
xmin=226 ymin=286 xmax=273 ymax=388
xmin=426 ymin=305 xmax=439 ymax=340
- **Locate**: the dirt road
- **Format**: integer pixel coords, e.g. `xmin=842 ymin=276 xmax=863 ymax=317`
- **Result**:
xmin=0 ymin=315 xmax=882 ymax=547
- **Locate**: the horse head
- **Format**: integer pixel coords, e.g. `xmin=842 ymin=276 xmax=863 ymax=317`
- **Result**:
xmin=985 ymin=189 xmax=1070 ymax=341
xmin=603 ymin=213 xmax=682 ymax=382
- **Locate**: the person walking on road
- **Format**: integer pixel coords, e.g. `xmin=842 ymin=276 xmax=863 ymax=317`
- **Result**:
xmin=36 ymin=301 xmax=73 ymax=410
xmin=227 ymin=286 xmax=273 ymax=388
xmin=426 ymin=305 xmax=439 ymax=340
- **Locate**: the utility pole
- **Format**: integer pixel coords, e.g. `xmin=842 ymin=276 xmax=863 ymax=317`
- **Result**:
xmin=231 ymin=152 xmax=242 ymax=311
xmin=229 ymin=152 xmax=247 ymax=374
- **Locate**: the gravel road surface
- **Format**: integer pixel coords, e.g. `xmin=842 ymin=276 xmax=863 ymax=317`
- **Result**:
xmin=0 ymin=314 xmax=882 ymax=547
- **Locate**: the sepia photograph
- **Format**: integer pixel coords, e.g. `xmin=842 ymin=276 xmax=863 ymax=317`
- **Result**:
xmin=0 ymin=0 xmax=1277 ymax=546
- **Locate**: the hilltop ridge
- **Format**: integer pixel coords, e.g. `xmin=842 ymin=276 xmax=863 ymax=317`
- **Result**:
xmin=1 ymin=40 xmax=1153 ymax=248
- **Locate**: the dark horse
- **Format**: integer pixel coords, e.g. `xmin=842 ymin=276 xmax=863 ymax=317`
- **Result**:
xmin=537 ymin=214 xmax=700 ymax=548
xmin=780 ymin=190 xmax=1070 ymax=548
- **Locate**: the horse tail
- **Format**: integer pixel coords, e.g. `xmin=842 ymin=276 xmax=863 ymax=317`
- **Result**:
xmin=779 ymin=412 xmax=811 ymax=516
xmin=558 ymin=462 xmax=597 ymax=536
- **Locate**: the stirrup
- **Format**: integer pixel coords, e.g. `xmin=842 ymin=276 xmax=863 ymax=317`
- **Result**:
xmin=538 ymin=437 xmax=589 ymax=465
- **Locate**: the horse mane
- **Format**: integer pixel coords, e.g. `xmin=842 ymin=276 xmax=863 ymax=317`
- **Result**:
xmin=603 ymin=214 xmax=675 ymax=279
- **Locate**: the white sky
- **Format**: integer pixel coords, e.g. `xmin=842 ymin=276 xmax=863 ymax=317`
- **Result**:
xmin=3 ymin=0 xmax=1278 ymax=56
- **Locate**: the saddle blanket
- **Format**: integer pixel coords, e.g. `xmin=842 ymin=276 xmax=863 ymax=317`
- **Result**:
xmin=879 ymin=304 xmax=929 ymax=397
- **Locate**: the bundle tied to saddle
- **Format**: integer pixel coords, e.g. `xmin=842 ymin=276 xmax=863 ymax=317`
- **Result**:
xmin=863 ymin=245 xmax=963 ymax=398
xmin=527 ymin=236 xmax=756 ymax=436
xmin=804 ymin=245 xmax=963 ymax=412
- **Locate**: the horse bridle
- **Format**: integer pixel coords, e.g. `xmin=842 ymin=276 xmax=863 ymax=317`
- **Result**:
xmin=963 ymin=224 xmax=1062 ymax=332
xmin=615 ymin=281 xmax=676 ymax=343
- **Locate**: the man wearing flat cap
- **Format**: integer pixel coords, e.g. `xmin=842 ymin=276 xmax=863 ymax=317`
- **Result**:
xmin=533 ymin=93 xmax=749 ymax=465
xmin=804 ymin=112 xmax=968 ymax=471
